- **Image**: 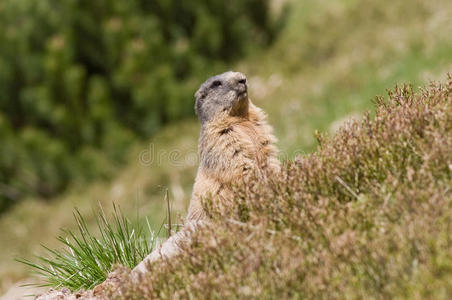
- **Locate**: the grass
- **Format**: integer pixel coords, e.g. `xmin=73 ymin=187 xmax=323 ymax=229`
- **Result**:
xmin=16 ymin=204 xmax=157 ymax=291
xmin=244 ymin=0 xmax=452 ymax=154
xmin=102 ymin=75 xmax=452 ymax=299
xmin=0 ymin=120 xmax=198 ymax=293
xmin=2 ymin=0 xmax=452 ymax=295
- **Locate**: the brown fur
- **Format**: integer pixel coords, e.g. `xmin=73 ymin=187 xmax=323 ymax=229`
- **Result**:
xmin=188 ymin=102 xmax=280 ymax=220
xmin=133 ymin=72 xmax=280 ymax=274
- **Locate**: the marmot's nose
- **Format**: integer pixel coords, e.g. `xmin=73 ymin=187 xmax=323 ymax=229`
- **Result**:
xmin=233 ymin=72 xmax=247 ymax=90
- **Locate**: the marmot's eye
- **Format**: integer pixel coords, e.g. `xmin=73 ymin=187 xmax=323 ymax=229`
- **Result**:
xmin=210 ymin=80 xmax=222 ymax=88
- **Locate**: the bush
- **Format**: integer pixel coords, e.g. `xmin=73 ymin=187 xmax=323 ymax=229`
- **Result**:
xmin=106 ymin=77 xmax=451 ymax=298
xmin=0 ymin=0 xmax=279 ymax=212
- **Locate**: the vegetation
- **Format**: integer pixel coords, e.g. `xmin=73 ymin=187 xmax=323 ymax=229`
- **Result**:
xmin=0 ymin=0 xmax=279 ymax=212
xmin=2 ymin=0 xmax=452 ymax=297
xmin=17 ymin=204 xmax=157 ymax=291
xmin=104 ymin=76 xmax=452 ymax=299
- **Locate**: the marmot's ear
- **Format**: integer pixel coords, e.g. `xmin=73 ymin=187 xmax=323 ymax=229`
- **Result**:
xmin=194 ymin=97 xmax=204 ymax=117
xmin=194 ymin=100 xmax=199 ymax=117
xmin=194 ymin=90 xmax=202 ymax=101
xmin=194 ymin=95 xmax=201 ymax=117
xmin=194 ymin=89 xmax=206 ymax=116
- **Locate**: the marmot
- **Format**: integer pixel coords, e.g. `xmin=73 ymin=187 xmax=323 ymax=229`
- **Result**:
xmin=133 ymin=71 xmax=280 ymax=274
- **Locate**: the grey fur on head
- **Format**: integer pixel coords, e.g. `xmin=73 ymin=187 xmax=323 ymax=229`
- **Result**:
xmin=195 ymin=71 xmax=248 ymax=124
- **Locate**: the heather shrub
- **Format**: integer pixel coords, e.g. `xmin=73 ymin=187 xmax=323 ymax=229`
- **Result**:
xmin=0 ymin=0 xmax=280 ymax=212
xmin=110 ymin=76 xmax=451 ymax=299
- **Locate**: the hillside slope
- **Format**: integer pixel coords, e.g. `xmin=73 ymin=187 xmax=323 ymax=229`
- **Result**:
xmin=103 ymin=76 xmax=452 ymax=299
xmin=2 ymin=0 xmax=452 ymax=296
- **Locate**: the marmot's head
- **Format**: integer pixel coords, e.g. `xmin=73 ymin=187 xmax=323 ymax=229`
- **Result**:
xmin=195 ymin=71 xmax=248 ymax=124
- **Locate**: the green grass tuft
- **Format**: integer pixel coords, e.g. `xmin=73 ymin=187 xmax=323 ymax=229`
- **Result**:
xmin=16 ymin=204 xmax=157 ymax=291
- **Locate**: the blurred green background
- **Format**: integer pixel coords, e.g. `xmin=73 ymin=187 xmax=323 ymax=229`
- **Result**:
xmin=0 ymin=0 xmax=280 ymax=212
xmin=1 ymin=0 xmax=451 ymax=297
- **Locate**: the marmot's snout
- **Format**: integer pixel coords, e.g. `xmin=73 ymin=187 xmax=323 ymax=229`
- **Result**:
xmin=228 ymin=72 xmax=248 ymax=97
xmin=235 ymin=77 xmax=248 ymax=98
